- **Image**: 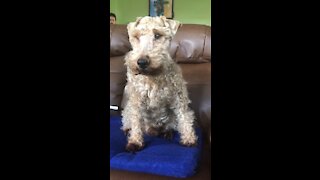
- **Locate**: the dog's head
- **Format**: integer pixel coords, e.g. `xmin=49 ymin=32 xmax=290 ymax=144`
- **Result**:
xmin=125 ymin=16 xmax=181 ymax=76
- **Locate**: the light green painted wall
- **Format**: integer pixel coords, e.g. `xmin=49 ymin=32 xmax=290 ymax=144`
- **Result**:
xmin=175 ymin=0 xmax=211 ymax=26
xmin=110 ymin=0 xmax=117 ymax=14
xmin=110 ymin=0 xmax=211 ymax=26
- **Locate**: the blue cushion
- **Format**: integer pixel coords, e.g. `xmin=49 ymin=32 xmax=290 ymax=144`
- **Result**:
xmin=110 ymin=116 xmax=203 ymax=178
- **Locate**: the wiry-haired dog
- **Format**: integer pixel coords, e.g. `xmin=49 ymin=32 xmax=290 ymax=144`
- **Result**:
xmin=122 ymin=16 xmax=197 ymax=152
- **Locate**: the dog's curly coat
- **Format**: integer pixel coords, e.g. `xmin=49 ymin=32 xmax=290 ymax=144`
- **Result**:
xmin=121 ymin=16 xmax=197 ymax=152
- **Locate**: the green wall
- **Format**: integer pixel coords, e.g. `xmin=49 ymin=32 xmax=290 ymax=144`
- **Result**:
xmin=110 ymin=0 xmax=211 ymax=26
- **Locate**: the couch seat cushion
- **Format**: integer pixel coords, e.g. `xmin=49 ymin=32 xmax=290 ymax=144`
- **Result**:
xmin=110 ymin=116 xmax=203 ymax=178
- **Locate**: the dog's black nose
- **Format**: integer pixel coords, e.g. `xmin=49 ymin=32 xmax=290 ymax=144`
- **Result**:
xmin=137 ymin=58 xmax=149 ymax=69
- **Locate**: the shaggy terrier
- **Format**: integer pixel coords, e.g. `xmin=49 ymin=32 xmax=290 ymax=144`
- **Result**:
xmin=122 ymin=16 xmax=197 ymax=152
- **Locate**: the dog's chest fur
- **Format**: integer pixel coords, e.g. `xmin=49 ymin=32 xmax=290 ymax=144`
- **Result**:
xmin=133 ymin=75 xmax=172 ymax=108
xmin=131 ymin=75 xmax=175 ymax=126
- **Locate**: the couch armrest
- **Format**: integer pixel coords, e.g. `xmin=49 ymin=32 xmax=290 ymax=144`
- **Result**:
xmin=110 ymin=56 xmax=126 ymax=116
xmin=198 ymin=84 xmax=211 ymax=145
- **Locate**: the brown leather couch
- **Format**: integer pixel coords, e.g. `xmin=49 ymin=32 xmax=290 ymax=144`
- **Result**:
xmin=110 ymin=24 xmax=211 ymax=180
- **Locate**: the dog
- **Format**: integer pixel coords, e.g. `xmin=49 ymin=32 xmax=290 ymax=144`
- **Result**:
xmin=121 ymin=16 xmax=197 ymax=152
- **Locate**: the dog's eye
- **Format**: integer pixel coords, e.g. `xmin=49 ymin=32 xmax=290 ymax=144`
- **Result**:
xmin=154 ymin=33 xmax=162 ymax=40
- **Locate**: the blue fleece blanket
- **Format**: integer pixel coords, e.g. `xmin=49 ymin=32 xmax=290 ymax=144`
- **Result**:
xmin=110 ymin=116 xmax=203 ymax=178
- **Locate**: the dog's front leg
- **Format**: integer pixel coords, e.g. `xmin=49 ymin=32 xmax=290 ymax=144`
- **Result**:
xmin=126 ymin=116 xmax=144 ymax=152
xmin=173 ymin=95 xmax=198 ymax=147
xmin=122 ymin=103 xmax=144 ymax=152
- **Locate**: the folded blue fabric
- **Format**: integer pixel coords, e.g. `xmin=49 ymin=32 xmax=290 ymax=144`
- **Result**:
xmin=110 ymin=116 xmax=203 ymax=178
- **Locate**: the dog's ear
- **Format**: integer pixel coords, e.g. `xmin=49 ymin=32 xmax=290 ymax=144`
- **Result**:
xmin=127 ymin=22 xmax=135 ymax=34
xmin=162 ymin=17 xmax=181 ymax=36
xmin=127 ymin=17 xmax=143 ymax=33
xmin=134 ymin=17 xmax=143 ymax=26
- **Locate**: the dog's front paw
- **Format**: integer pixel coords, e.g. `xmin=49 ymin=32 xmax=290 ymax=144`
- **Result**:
xmin=180 ymin=138 xmax=197 ymax=147
xmin=125 ymin=142 xmax=144 ymax=152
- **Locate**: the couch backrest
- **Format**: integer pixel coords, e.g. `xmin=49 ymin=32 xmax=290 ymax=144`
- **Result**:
xmin=110 ymin=24 xmax=211 ymax=63
xmin=110 ymin=25 xmax=131 ymax=57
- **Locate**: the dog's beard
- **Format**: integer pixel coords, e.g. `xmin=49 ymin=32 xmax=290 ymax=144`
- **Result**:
xmin=135 ymin=66 xmax=163 ymax=76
